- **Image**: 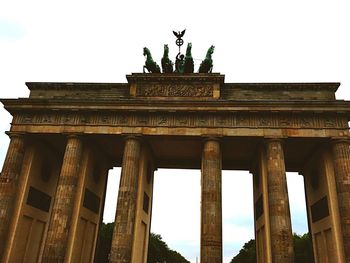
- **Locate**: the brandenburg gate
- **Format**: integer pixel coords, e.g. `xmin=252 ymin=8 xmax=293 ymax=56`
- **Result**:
xmin=0 ymin=73 xmax=349 ymax=262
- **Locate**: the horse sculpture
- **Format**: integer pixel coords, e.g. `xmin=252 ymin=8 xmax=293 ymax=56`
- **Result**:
xmin=161 ymin=44 xmax=174 ymax=73
xmin=143 ymin=47 xmax=161 ymax=73
xmin=198 ymin=45 xmax=215 ymax=73
xmin=184 ymin=43 xmax=194 ymax=73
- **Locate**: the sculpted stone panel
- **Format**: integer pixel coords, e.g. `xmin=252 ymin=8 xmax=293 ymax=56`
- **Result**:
xmin=136 ymin=84 xmax=213 ymax=97
xmin=14 ymin=112 xmax=348 ymax=130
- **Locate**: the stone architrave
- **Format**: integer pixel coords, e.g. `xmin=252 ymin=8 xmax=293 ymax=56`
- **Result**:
xmin=331 ymin=139 xmax=350 ymax=261
xmin=0 ymin=134 xmax=25 ymax=257
xmin=201 ymin=138 xmax=222 ymax=263
xmin=265 ymin=139 xmax=294 ymax=263
xmin=42 ymin=135 xmax=83 ymax=262
xmin=110 ymin=136 xmax=142 ymax=263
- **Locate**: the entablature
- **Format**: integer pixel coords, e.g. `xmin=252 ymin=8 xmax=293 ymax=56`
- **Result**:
xmin=5 ymin=107 xmax=350 ymax=140
xmin=2 ymin=73 xmax=349 ymax=139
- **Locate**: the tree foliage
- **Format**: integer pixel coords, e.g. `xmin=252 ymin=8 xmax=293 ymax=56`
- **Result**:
xmin=147 ymin=233 xmax=190 ymax=263
xmin=293 ymin=233 xmax=314 ymax=263
xmin=94 ymin=222 xmax=189 ymax=263
xmin=230 ymin=239 xmax=256 ymax=263
xmin=94 ymin=222 xmax=114 ymax=263
xmin=230 ymin=233 xmax=314 ymax=263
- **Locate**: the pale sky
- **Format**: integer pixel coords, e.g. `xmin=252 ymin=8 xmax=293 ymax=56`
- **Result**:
xmin=1 ymin=1 xmax=350 ymax=262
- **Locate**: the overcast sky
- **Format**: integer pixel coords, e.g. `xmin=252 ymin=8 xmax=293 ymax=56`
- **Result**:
xmin=1 ymin=1 xmax=350 ymax=262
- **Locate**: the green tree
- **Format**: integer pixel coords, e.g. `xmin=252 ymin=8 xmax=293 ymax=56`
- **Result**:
xmin=147 ymin=233 xmax=190 ymax=263
xmin=230 ymin=239 xmax=256 ymax=263
xmin=293 ymin=233 xmax=314 ymax=263
xmin=94 ymin=222 xmax=114 ymax=263
xmin=230 ymin=233 xmax=314 ymax=263
xmin=94 ymin=223 xmax=189 ymax=263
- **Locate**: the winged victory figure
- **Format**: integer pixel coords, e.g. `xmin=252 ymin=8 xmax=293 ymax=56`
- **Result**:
xmin=173 ymin=29 xmax=186 ymax=39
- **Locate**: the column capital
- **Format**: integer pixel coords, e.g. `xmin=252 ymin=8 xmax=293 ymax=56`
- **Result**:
xmin=202 ymin=136 xmax=221 ymax=143
xmin=65 ymin=133 xmax=83 ymax=139
xmin=263 ymin=137 xmax=285 ymax=145
xmin=5 ymin=131 xmax=26 ymax=139
xmin=331 ymin=137 xmax=350 ymax=145
xmin=123 ymin=134 xmax=143 ymax=143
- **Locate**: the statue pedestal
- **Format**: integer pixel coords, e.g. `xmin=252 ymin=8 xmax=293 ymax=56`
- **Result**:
xmin=127 ymin=73 xmax=224 ymax=100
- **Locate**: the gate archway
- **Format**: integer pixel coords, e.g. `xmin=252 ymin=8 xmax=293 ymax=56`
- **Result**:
xmin=0 ymin=73 xmax=349 ymax=262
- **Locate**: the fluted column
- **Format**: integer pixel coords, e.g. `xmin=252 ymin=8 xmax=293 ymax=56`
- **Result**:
xmin=110 ymin=136 xmax=141 ymax=263
xmin=0 ymin=133 xmax=25 ymax=257
xmin=42 ymin=135 xmax=83 ymax=262
xmin=331 ymin=139 xmax=350 ymax=261
xmin=201 ymin=138 xmax=222 ymax=263
xmin=265 ymin=139 xmax=294 ymax=263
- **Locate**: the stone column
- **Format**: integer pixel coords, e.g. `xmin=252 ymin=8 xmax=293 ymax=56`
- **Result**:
xmin=331 ymin=139 xmax=350 ymax=261
xmin=265 ymin=139 xmax=294 ymax=263
xmin=201 ymin=138 xmax=222 ymax=263
xmin=110 ymin=136 xmax=142 ymax=263
xmin=42 ymin=135 xmax=83 ymax=262
xmin=0 ymin=133 xmax=25 ymax=257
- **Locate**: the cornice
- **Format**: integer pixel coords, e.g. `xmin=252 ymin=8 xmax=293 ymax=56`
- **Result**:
xmin=224 ymin=82 xmax=340 ymax=92
xmin=24 ymin=81 xmax=339 ymax=91
xmin=2 ymin=98 xmax=350 ymax=116
xmin=26 ymin=82 xmax=128 ymax=91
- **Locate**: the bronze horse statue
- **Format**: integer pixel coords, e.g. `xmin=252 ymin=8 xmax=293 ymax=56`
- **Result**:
xmin=161 ymin=44 xmax=174 ymax=73
xmin=143 ymin=47 xmax=161 ymax=73
xmin=198 ymin=45 xmax=215 ymax=73
xmin=184 ymin=43 xmax=194 ymax=73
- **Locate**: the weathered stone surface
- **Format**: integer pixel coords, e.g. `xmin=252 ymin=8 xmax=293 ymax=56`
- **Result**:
xmin=110 ymin=137 xmax=141 ymax=263
xmin=135 ymin=83 xmax=214 ymax=97
xmin=265 ymin=139 xmax=294 ymax=263
xmin=26 ymin=79 xmax=339 ymax=101
xmin=27 ymin=82 xmax=128 ymax=99
xmin=12 ymin=111 xmax=348 ymax=131
xmin=42 ymin=135 xmax=83 ymax=262
xmin=0 ymin=73 xmax=349 ymax=262
xmin=222 ymin=83 xmax=339 ymax=101
xmin=201 ymin=138 xmax=222 ymax=263
xmin=0 ymin=134 xmax=25 ymax=257
xmin=128 ymin=73 xmax=222 ymax=99
xmin=332 ymin=139 xmax=350 ymax=262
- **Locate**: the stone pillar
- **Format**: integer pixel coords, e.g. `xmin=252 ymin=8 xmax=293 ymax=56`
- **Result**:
xmin=0 ymin=133 xmax=25 ymax=257
xmin=265 ymin=139 xmax=294 ymax=263
xmin=42 ymin=135 xmax=83 ymax=262
xmin=201 ymin=138 xmax=222 ymax=263
xmin=110 ymin=136 xmax=142 ymax=263
xmin=331 ymin=139 xmax=350 ymax=261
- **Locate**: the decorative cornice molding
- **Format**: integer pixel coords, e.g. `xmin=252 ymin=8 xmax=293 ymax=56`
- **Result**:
xmin=224 ymin=82 xmax=340 ymax=92
xmin=2 ymin=98 xmax=350 ymax=113
xmin=11 ymin=111 xmax=349 ymax=130
xmin=25 ymin=82 xmax=128 ymax=91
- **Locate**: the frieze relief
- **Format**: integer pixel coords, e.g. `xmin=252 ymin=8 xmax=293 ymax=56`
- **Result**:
xmin=136 ymin=84 xmax=213 ymax=97
xmin=14 ymin=112 xmax=348 ymax=130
